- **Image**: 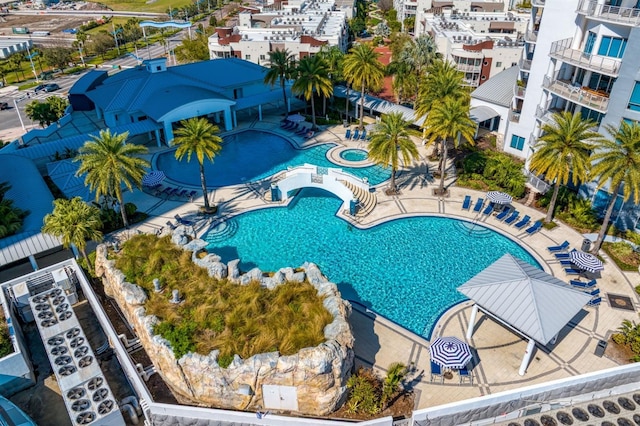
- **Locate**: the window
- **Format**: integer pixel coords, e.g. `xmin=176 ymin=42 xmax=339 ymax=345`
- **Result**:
xmin=495 ymin=61 xmax=502 ymax=67
xmin=628 ymin=82 xmax=640 ymax=111
xmin=510 ymin=134 xmax=525 ymax=150
xmin=260 ymin=54 xmax=266 ymax=60
xmin=598 ymin=36 xmax=627 ymax=58
xmin=245 ymin=55 xmax=251 ymax=60
xmin=584 ymin=31 xmax=596 ymax=55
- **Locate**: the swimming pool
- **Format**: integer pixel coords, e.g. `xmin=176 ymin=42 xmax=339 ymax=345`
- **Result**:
xmin=156 ymin=130 xmax=390 ymax=187
xmin=340 ymin=149 xmax=368 ymax=162
xmin=204 ymin=188 xmax=540 ymax=338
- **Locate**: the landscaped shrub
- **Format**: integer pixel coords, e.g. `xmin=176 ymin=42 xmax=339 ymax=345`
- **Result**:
xmin=457 ymin=151 xmax=525 ymax=198
xmin=614 ymin=319 xmax=640 ymax=361
xmin=602 ymin=242 xmax=640 ymax=271
xmin=114 ymin=234 xmax=333 ymax=364
xmin=0 ymin=182 xmax=29 ymax=238
xmin=346 ymin=363 xmax=407 ymax=414
xmin=0 ymin=319 xmax=13 ymax=358
xmin=539 ymin=187 xmax=599 ymax=231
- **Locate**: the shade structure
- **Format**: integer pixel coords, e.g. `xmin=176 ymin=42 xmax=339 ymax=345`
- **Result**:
xmin=430 ymin=336 xmax=473 ymax=369
xmin=287 ymin=113 xmax=306 ymax=122
xmin=142 ymin=171 xmax=165 ymax=187
xmin=570 ymin=250 xmax=604 ymax=273
xmin=487 ymin=191 xmax=513 ymax=205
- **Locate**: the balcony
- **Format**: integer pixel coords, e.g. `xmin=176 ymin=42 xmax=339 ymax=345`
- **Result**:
xmin=509 ymin=109 xmax=521 ymax=123
xmin=542 ymin=75 xmax=609 ymax=113
xmin=532 ymin=0 xmax=545 ymax=7
xmin=577 ymin=0 xmax=640 ymax=26
xmin=549 ymin=38 xmax=621 ymax=77
xmin=534 ymin=105 xmax=553 ymax=123
xmin=524 ymin=29 xmax=538 ymax=44
xmin=514 ymin=85 xmax=526 ymax=99
xmin=519 ymin=58 xmax=532 ymax=73
xmin=455 ymin=63 xmax=482 ymax=73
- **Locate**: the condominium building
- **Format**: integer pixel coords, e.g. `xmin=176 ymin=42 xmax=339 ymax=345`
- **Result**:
xmin=504 ymin=0 xmax=640 ymax=227
xmin=414 ymin=9 xmax=529 ymax=87
xmin=208 ymin=0 xmax=349 ymax=65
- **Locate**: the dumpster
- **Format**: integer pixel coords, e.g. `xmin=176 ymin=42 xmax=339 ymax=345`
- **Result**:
xmin=582 ymin=239 xmax=592 ymax=252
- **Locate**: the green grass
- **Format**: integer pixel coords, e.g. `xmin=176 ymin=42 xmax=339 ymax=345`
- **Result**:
xmin=87 ymin=0 xmax=193 ymax=13
xmin=114 ymin=234 xmax=333 ymax=366
xmin=602 ymin=241 xmax=640 ymax=271
xmin=83 ymin=17 xmax=131 ymax=36
xmin=0 ymin=319 xmax=13 ymax=359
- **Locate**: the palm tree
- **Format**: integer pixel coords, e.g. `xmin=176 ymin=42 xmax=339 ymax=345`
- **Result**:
xmin=42 ymin=197 xmax=103 ymax=271
xmin=343 ymin=43 xmax=385 ymax=129
xmin=368 ymin=112 xmax=419 ymax=193
xmin=291 ymin=55 xmax=333 ymax=130
xmin=398 ymin=34 xmax=439 ymax=102
xmin=75 ymin=130 xmax=149 ymax=228
xmin=590 ymin=120 xmax=640 ymax=253
xmin=0 ymin=181 xmax=29 ymax=238
xmin=318 ymin=45 xmax=344 ymax=115
xmin=414 ymin=59 xmax=469 ymax=121
xmin=528 ymin=111 xmax=600 ymax=223
xmin=381 ymin=362 xmax=407 ymax=409
xmin=423 ymin=96 xmax=476 ymax=194
xmin=264 ymin=48 xmax=297 ymax=115
xmin=173 ymin=117 xmax=223 ymax=212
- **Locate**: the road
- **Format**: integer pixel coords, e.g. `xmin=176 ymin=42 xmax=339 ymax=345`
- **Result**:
xmin=6 ymin=9 xmax=167 ymax=18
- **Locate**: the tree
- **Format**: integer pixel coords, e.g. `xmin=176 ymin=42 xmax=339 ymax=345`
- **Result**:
xmin=590 ymin=121 xmax=640 ymax=253
xmin=25 ymin=97 xmax=69 ymax=127
xmin=0 ymin=182 xmax=29 ymax=238
xmin=404 ymin=16 xmax=415 ymax=33
xmin=378 ymin=0 xmax=394 ymax=12
xmin=42 ymin=47 xmax=74 ymax=71
xmin=381 ymin=362 xmax=407 ymax=409
xmin=123 ymin=18 xmax=143 ymax=44
xmin=291 ymin=55 xmax=333 ymax=130
xmin=528 ymin=111 xmax=599 ymax=223
xmin=423 ymin=97 xmax=476 ymax=194
xmin=90 ymin=32 xmax=115 ymax=59
xmin=75 ymin=130 xmax=149 ymax=228
xmin=175 ymin=30 xmax=211 ymax=62
xmin=8 ymin=52 xmax=25 ymax=81
xmin=343 ymin=43 xmax=385 ymax=129
xmin=415 ymin=59 xmax=469 ymax=121
xmin=264 ymin=48 xmax=297 ymax=115
xmin=42 ymin=197 xmax=103 ymax=271
xmin=318 ymin=45 xmax=344 ymax=115
xmin=173 ymin=117 xmax=223 ymax=212
xmin=368 ymin=112 xmax=419 ymax=193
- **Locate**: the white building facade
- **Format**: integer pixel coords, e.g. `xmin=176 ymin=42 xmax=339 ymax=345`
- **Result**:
xmin=504 ymin=0 xmax=640 ymax=228
xmin=208 ymin=0 xmax=349 ymax=65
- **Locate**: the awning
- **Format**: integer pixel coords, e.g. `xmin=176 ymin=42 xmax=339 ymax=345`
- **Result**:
xmin=470 ymin=105 xmax=499 ymax=124
xmin=489 ymin=21 xmax=515 ymax=31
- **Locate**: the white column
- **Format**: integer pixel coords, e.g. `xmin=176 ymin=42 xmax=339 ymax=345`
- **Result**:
xmin=258 ymin=104 xmax=262 ymax=121
xmin=466 ymin=304 xmax=479 ymax=340
xmin=154 ymin=129 xmax=161 ymax=147
xmin=164 ymin=122 xmax=174 ymax=145
xmin=519 ymin=338 xmax=536 ymax=376
xmin=224 ymin=109 xmax=233 ymax=131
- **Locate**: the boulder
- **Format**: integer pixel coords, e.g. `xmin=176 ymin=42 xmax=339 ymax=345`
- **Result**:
xmin=206 ymin=262 xmax=228 ymax=279
xmin=227 ymin=259 xmax=240 ymax=281
xmin=290 ymin=271 xmax=306 ymax=283
xmin=183 ymin=239 xmax=208 ymax=252
xmin=121 ymin=282 xmax=148 ymax=305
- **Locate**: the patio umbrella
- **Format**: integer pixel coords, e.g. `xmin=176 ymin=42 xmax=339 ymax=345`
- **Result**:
xmin=430 ymin=336 xmax=473 ymax=369
xmin=287 ymin=113 xmax=306 ymax=123
xmin=487 ymin=191 xmax=513 ymax=205
xmin=142 ymin=170 xmax=165 ymax=187
xmin=569 ymin=250 xmax=604 ymax=273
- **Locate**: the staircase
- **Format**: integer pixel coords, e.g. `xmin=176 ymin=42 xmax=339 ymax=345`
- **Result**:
xmin=340 ymin=180 xmax=377 ymax=217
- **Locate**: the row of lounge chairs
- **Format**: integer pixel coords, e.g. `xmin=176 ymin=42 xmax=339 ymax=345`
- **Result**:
xmin=281 ymin=120 xmax=315 ymax=139
xmin=152 ymin=185 xmax=198 ymax=201
xmin=430 ymin=360 xmax=473 ymax=385
xmin=461 ymin=195 xmax=540 ymax=234
xmin=345 ymin=128 xmax=368 ymax=140
xmin=546 ymin=241 xmax=601 ymax=306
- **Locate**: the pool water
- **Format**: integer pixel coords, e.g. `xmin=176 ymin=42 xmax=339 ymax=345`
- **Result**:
xmin=157 ymin=130 xmax=390 ymax=187
xmin=204 ymin=188 xmax=540 ymax=338
xmin=340 ymin=149 xmax=368 ymax=162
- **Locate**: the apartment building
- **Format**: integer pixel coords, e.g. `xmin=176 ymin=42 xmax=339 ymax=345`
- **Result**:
xmin=208 ymin=0 xmax=349 ymax=65
xmin=504 ymin=0 xmax=640 ymax=227
xmin=414 ymin=9 xmax=529 ymax=87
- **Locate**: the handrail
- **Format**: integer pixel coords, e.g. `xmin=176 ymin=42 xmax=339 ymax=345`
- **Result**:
xmin=549 ymin=37 xmax=621 ymax=76
xmin=542 ymin=75 xmax=609 ymax=112
xmin=577 ymin=0 xmax=640 ymax=26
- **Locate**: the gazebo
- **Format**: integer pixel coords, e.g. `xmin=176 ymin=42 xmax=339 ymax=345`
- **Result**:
xmin=457 ymin=254 xmax=593 ymax=375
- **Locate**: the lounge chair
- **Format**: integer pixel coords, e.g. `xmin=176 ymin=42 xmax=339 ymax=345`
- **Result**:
xmin=547 ymin=241 xmax=570 ymax=253
xmin=176 ymin=189 xmax=188 ymax=198
xmin=554 ymin=252 xmax=570 ymax=259
xmin=188 ymin=190 xmax=198 ymax=201
xmin=504 ymin=210 xmax=520 ymax=225
xmin=352 ymin=129 xmax=360 ymax=140
xmin=304 ymin=131 xmax=315 ymax=139
xmin=159 ymin=187 xmax=175 ymax=197
xmin=345 ymin=129 xmax=351 ymax=139
xmin=167 ymin=187 xmax=180 ymax=197
xmin=587 ymin=296 xmax=602 ymax=307
xmin=525 ymin=221 xmax=542 ymax=235
xmin=472 ymin=198 xmax=484 ymax=213
xmin=461 ymin=195 xmax=472 ymax=210
xmin=295 ymin=126 xmax=308 ymax=135
xmin=514 ymin=215 xmax=531 ymax=229
xmin=360 ymin=129 xmax=367 ymax=140
xmin=587 ymin=288 xmax=600 ymax=297
xmin=282 ymin=120 xmax=295 ymax=129
xmin=280 ymin=120 xmax=292 ymax=128
xmin=430 ymin=360 xmax=444 ymax=383
xmin=175 ymin=214 xmax=194 ymax=226
xmin=559 ymin=260 xmax=573 ymax=266
xmin=570 ymin=279 xmax=597 ymax=288
xmin=482 ymin=203 xmax=494 ymax=215
xmin=165 ymin=221 xmax=177 ymax=230
xmin=288 ymin=123 xmax=300 ymax=132
xmin=495 ymin=207 xmax=511 ymax=221
xmin=565 ymin=268 xmax=582 ymax=275
xmin=152 ymin=185 xmax=166 ymax=196
xmin=459 ymin=366 xmax=473 ymax=385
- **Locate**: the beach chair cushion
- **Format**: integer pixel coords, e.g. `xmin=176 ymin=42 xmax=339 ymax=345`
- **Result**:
xmin=514 ymin=215 xmax=531 ymax=229
xmin=504 ymin=211 xmax=520 ymax=224
xmin=472 ymin=198 xmax=484 ymax=212
xmin=462 ymin=195 xmax=472 ymax=210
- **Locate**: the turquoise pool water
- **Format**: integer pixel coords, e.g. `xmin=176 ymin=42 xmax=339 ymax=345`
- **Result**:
xmin=340 ymin=149 xmax=368 ymax=162
xmin=157 ymin=130 xmax=390 ymax=187
xmin=204 ymin=188 xmax=540 ymax=338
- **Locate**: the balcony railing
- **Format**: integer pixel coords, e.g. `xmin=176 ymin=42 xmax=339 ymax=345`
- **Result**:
xmin=532 ymin=0 xmax=545 ymax=7
xmin=524 ymin=169 xmax=551 ymax=194
xmin=534 ymin=105 xmax=553 ymax=123
xmin=577 ymin=0 xmax=640 ymax=26
xmin=509 ymin=110 xmax=521 ymax=123
xmin=514 ymin=85 xmax=526 ymax=98
xmin=524 ymin=29 xmax=538 ymax=43
xmin=542 ymin=75 xmax=609 ymax=113
xmin=455 ymin=63 xmax=482 ymax=73
xmin=549 ymin=37 xmax=621 ymax=76
xmin=519 ymin=58 xmax=532 ymax=72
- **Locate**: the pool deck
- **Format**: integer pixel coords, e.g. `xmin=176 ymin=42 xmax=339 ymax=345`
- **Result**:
xmin=117 ymin=113 xmax=640 ymax=411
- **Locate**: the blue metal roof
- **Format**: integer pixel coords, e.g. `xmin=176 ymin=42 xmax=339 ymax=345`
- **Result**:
xmin=68 ymin=69 xmax=109 ymax=95
xmin=139 ymin=85 xmax=229 ymax=120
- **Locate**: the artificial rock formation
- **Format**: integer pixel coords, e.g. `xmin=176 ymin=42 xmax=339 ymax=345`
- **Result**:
xmin=94 ymin=225 xmax=354 ymax=415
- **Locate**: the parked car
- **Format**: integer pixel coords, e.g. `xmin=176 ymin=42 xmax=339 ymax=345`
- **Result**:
xmin=0 ymin=102 xmax=8 ymax=110
xmin=33 ymin=84 xmax=47 ymax=93
xmin=44 ymin=83 xmax=60 ymax=92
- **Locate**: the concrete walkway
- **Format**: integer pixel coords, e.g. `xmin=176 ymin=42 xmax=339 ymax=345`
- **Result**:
xmin=116 ymin=113 xmax=640 ymax=411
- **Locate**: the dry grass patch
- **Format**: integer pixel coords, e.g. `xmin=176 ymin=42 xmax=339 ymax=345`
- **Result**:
xmin=115 ymin=235 xmax=333 ymax=367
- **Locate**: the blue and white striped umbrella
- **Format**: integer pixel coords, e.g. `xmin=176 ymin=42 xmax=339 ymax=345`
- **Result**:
xmin=142 ymin=171 xmax=165 ymax=187
xmin=487 ymin=191 xmax=513 ymax=205
xmin=430 ymin=336 xmax=473 ymax=369
xmin=570 ymin=250 xmax=604 ymax=273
